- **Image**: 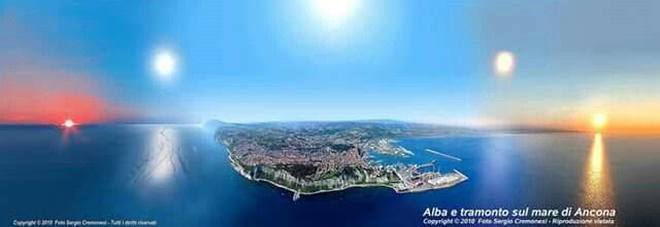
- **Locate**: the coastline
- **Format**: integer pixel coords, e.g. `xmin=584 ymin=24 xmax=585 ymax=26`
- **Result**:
xmin=228 ymin=153 xmax=397 ymax=196
xmin=226 ymin=149 xmax=468 ymax=200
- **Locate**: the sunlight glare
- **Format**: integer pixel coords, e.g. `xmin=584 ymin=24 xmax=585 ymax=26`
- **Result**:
xmin=313 ymin=0 xmax=360 ymax=28
xmin=152 ymin=50 xmax=177 ymax=81
xmin=62 ymin=119 xmax=75 ymax=128
xmin=494 ymin=51 xmax=515 ymax=77
xmin=592 ymin=114 xmax=607 ymax=131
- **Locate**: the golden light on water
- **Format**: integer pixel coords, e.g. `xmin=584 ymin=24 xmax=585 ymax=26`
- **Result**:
xmin=580 ymin=133 xmax=614 ymax=209
xmin=588 ymin=134 xmax=604 ymax=174
xmin=494 ymin=51 xmax=515 ymax=77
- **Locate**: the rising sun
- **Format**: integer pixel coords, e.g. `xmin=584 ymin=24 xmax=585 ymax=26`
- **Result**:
xmin=62 ymin=119 xmax=76 ymax=128
xmin=592 ymin=114 xmax=607 ymax=131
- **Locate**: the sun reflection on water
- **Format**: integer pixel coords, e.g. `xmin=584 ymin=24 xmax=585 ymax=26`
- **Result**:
xmin=580 ymin=133 xmax=615 ymax=209
xmin=133 ymin=127 xmax=182 ymax=186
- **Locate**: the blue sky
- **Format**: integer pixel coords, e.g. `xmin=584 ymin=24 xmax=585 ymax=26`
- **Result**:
xmin=2 ymin=0 xmax=660 ymax=129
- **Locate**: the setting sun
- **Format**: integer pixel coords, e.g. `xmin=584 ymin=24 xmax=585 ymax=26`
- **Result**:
xmin=592 ymin=114 xmax=607 ymax=131
xmin=62 ymin=119 xmax=76 ymax=128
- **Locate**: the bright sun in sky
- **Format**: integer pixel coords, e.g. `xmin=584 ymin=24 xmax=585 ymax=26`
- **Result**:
xmin=313 ymin=0 xmax=360 ymax=28
xmin=153 ymin=50 xmax=177 ymax=80
xmin=494 ymin=51 xmax=515 ymax=77
xmin=62 ymin=119 xmax=75 ymax=128
xmin=592 ymin=113 xmax=607 ymax=131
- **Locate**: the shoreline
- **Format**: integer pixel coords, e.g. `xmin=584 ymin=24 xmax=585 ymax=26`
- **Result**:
xmin=228 ymin=153 xmax=399 ymax=195
xmin=226 ymin=150 xmax=468 ymax=199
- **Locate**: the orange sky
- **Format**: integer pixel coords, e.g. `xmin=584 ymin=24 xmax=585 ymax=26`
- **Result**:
xmin=0 ymin=70 xmax=130 ymax=125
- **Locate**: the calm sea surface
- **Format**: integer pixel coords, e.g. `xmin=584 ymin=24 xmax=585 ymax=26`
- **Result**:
xmin=0 ymin=125 xmax=658 ymax=226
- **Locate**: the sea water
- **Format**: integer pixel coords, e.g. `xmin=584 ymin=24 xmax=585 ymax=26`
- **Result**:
xmin=0 ymin=125 xmax=658 ymax=226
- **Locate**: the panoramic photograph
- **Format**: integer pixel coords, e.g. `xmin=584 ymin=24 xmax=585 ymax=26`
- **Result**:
xmin=1 ymin=0 xmax=659 ymax=226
